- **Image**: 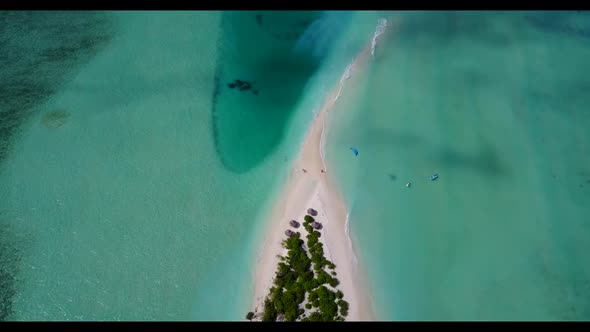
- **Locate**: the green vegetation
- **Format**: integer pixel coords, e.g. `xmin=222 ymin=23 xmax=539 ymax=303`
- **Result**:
xmin=250 ymin=213 xmax=349 ymax=322
xmin=338 ymin=300 xmax=349 ymax=317
xmin=262 ymin=298 xmax=277 ymax=321
xmin=246 ymin=311 xmax=254 ymax=320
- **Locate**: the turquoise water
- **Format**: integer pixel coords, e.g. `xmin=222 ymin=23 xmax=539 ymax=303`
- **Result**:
xmin=212 ymin=11 xmax=323 ymax=173
xmin=3 ymin=10 xmax=588 ymax=322
xmin=326 ymin=11 xmax=590 ymax=320
xmin=0 ymin=11 xmax=330 ymax=321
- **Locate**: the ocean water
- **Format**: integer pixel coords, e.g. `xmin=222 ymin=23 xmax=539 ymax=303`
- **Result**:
xmin=5 ymin=9 xmax=587 ymax=322
xmin=0 ymin=11 xmax=328 ymax=321
xmin=326 ymin=11 xmax=590 ymax=320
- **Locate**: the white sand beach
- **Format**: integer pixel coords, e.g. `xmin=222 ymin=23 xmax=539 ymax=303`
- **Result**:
xmin=250 ymin=17 xmax=392 ymax=321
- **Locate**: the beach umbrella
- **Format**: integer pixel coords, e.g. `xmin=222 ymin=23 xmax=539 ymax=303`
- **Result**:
xmin=311 ymin=222 xmax=323 ymax=230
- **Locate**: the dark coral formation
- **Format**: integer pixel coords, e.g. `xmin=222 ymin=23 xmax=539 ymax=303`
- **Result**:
xmin=0 ymin=12 xmax=115 ymax=168
xmin=40 ymin=110 xmax=71 ymax=129
xmin=227 ymin=79 xmax=258 ymax=95
xmin=525 ymin=12 xmax=590 ymax=38
xmin=0 ymin=11 xmax=116 ymax=319
xmin=0 ymin=218 xmax=30 ymax=321
xmin=209 ymin=11 xmax=321 ymax=174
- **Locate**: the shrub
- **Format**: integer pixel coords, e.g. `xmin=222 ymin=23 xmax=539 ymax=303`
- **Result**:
xmin=304 ymin=215 xmax=315 ymax=223
xmin=305 ymin=303 xmax=312 ymax=310
xmin=319 ymin=301 xmax=338 ymax=321
xmin=292 ymin=283 xmax=305 ymax=304
xmin=302 ymin=271 xmax=314 ymax=282
xmin=316 ymin=285 xmax=329 ymax=296
xmin=309 ymin=311 xmax=322 ymax=321
xmin=307 ymin=238 xmax=318 ymax=249
xmin=272 ymin=288 xmax=284 ymax=312
xmin=331 ymin=271 xmax=337 ymax=276
xmin=308 ymin=291 xmax=318 ymax=302
xmin=311 ymin=253 xmax=324 ymax=266
xmin=289 ymin=251 xmax=311 ymax=274
xmin=311 ymin=278 xmax=319 ymax=289
xmin=322 ymin=312 xmax=335 ymax=322
xmin=271 ymin=286 xmax=282 ymax=298
xmin=285 ymin=308 xmax=298 ymax=322
xmin=302 ymin=280 xmax=313 ymax=292
xmin=313 ymin=246 xmax=324 ymax=256
xmin=336 ymin=290 xmax=343 ymax=299
xmin=338 ymin=300 xmax=348 ymax=308
xmin=329 ymin=277 xmax=340 ymax=288
xmin=246 ymin=311 xmax=254 ymax=320
xmin=285 ymin=233 xmax=302 ymax=248
xmin=262 ymin=298 xmax=277 ymax=321
xmin=277 ymin=262 xmax=290 ymax=277
xmin=316 ymin=270 xmax=331 ymax=285
xmin=283 ymin=271 xmax=297 ymax=286
xmin=274 ymin=298 xmax=284 ymax=313
xmin=282 ymin=290 xmax=297 ymax=308
xmin=309 ymin=231 xmax=320 ymax=241
xmin=338 ymin=300 xmax=349 ymax=317
xmin=339 ymin=306 xmax=349 ymax=317
xmin=303 ymin=277 xmax=320 ymax=292
xmin=273 ymin=277 xmax=285 ymax=289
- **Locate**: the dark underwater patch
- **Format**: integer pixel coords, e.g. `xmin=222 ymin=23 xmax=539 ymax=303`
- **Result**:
xmin=0 ymin=224 xmax=19 ymax=321
xmin=210 ymin=11 xmax=322 ymax=174
xmin=0 ymin=216 xmax=33 ymax=321
xmin=0 ymin=11 xmax=116 ymax=320
xmin=0 ymin=11 xmax=115 ymax=167
xmin=40 ymin=109 xmax=71 ymax=129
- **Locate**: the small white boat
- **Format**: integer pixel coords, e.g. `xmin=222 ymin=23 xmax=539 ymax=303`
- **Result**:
xmin=406 ymin=182 xmax=411 ymax=187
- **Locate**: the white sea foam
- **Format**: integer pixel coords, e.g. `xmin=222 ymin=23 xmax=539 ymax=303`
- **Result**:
xmin=344 ymin=212 xmax=358 ymax=266
xmin=371 ymin=18 xmax=388 ymax=56
xmin=322 ymin=17 xmax=389 ymax=269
